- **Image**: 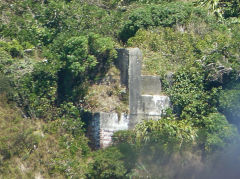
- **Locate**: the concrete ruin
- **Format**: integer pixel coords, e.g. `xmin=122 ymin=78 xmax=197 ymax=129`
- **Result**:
xmin=88 ymin=48 xmax=170 ymax=148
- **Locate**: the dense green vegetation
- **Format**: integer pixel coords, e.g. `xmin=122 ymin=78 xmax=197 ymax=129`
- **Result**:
xmin=1 ymin=0 xmax=240 ymax=178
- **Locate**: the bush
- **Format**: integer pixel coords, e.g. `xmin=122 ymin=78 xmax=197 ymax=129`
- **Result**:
xmin=0 ymin=96 xmax=41 ymax=175
xmin=134 ymin=118 xmax=197 ymax=152
xmin=52 ymin=133 xmax=90 ymax=178
xmin=169 ymin=65 xmax=220 ymax=122
xmin=197 ymin=0 xmax=240 ymax=19
xmin=58 ymin=33 xmax=117 ymax=101
xmin=111 ymin=119 xmax=198 ymax=178
xmin=16 ymin=60 xmax=59 ymax=119
xmin=62 ymin=33 xmax=116 ymax=77
xmin=198 ymin=113 xmax=239 ymax=152
xmin=0 ymin=48 xmax=12 ymax=73
xmin=119 ymin=2 xmax=211 ymax=42
xmin=0 ymin=74 xmax=12 ymax=95
xmin=87 ymin=147 xmax=127 ymax=178
xmin=0 ymin=40 xmax=23 ymax=58
xmin=219 ymin=81 xmax=240 ymax=128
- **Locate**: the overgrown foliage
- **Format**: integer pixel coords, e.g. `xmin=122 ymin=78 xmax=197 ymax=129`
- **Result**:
xmin=196 ymin=0 xmax=240 ymax=19
xmin=87 ymin=147 xmax=127 ymax=178
xmin=119 ymin=2 xmax=214 ymax=42
xmin=1 ymin=0 xmax=240 ymax=178
xmin=219 ymin=81 xmax=240 ymax=129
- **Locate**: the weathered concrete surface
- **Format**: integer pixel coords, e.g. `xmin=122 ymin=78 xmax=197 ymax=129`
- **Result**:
xmin=116 ymin=48 xmax=170 ymax=129
xmin=88 ymin=48 xmax=171 ymax=147
xmin=128 ymin=48 xmax=142 ymax=115
xmin=89 ymin=112 xmax=129 ymax=148
xmin=129 ymin=95 xmax=170 ymax=128
xmin=115 ymin=49 xmax=129 ymax=87
xmin=138 ymin=95 xmax=170 ymax=115
xmin=141 ymin=75 xmax=162 ymax=95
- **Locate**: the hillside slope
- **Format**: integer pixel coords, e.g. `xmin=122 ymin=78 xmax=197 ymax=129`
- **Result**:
xmin=1 ymin=0 xmax=240 ymax=178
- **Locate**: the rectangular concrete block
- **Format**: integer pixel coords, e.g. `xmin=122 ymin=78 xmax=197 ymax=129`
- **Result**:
xmin=90 ymin=112 xmax=129 ymax=148
xmin=99 ymin=112 xmax=129 ymax=131
xmin=138 ymin=95 xmax=170 ymax=116
xmin=128 ymin=95 xmax=170 ymax=129
xmin=141 ymin=75 xmax=162 ymax=95
xmin=128 ymin=48 xmax=142 ymax=115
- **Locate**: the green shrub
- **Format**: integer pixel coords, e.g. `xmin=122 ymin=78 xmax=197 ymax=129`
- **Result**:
xmin=219 ymin=81 xmax=240 ymax=128
xmin=58 ymin=33 xmax=117 ymax=101
xmin=113 ymin=130 xmax=136 ymax=145
xmin=134 ymin=118 xmax=197 ymax=152
xmin=169 ymin=65 xmax=220 ymax=122
xmin=120 ymin=2 xmax=211 ymax=42
xmin=120 ymin=7 xmax=153 ymax=42
xmin=87 ymin=147 xmax=127 ymax=178
xmin=63 ymin=36 xmax=97 ymax=76
xmin=0 ymin=40 xmax=23 ymax=58
xmin=198 ymin=113 xmax=239 ymax=152
xmin=197 ymin=0 xmax=240 ymax=19
xmin=59 ymin=102 xmax=85 ymax=138
xmin=16 ymin=60 xmax=59 ymax=119
xmin=62 ymin=33 xmax=117 ymax=77
xmin=0 ymin=48 xmax=13 ymax=73
xmin=112 ymin=119 xmax=198 ymax=177
xmin=113 ymin=130 xmax=138 ymax=172
xmin=0 ymin=74 xmax=12 ymax=96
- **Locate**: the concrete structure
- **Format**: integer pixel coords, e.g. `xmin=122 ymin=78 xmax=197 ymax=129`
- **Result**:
xmin=129 ymin=95 xmax=170 ymax=128
xmin=114 ymin=49 xmax=129 ymax=87
xmin=141 ymin=75 xmax=162 ymax=95
xmin=88 ymin=48 xmax=170 ymax=148
xmin=88 ymin=112 xmax=129 ymax=149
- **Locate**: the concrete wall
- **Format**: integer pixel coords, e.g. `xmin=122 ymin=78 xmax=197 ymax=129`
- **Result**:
xmin=128 ymin=48 xmax=142 ymax=115
xmin=141 ymin=75 xmax=162 ymax=95
xmin=127 ymin=49 xmax=170 ymax=129
xmin=115 ymin=49 xmax=129 ymax=87
xmin=88 ymin=48 xmax=171 ymax=148
xmin=138 ymin=95 xmax=170 ymax=116
xmin=89 ymin=112 xmax=129 ymax=148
